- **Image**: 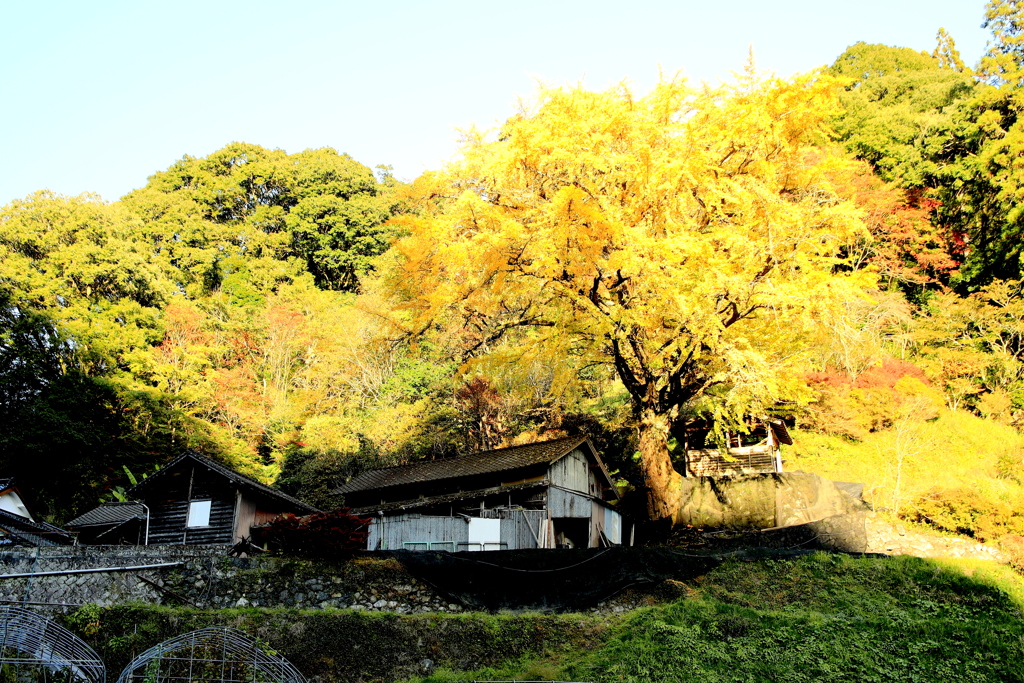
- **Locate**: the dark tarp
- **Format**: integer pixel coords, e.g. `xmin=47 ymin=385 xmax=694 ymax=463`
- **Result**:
xmin=381 ymin=512 xmax=878 ymax=612
xmin=389 ymin=547 xmax=721 ymax=612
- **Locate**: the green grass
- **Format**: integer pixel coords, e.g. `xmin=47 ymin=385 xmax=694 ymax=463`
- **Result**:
xmin=407 ymin=553 xmax=1024 ymax=683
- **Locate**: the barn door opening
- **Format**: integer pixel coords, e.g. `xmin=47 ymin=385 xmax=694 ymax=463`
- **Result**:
xmin=552 ymin=518 xmax=589 ymax=549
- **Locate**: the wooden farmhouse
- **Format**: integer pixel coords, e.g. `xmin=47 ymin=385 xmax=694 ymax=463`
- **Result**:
xmin=333 ymin=436 xmax=627 ymax=551
xmin=681 ymin=418 xmax=793 ymax=477
xmin=0 ymin=478 xmax=73 ymax=547
xmin=0 ymin=479 xmax=36 ymax=520
xmin=66 ymin=451 xmax=319 ymax=545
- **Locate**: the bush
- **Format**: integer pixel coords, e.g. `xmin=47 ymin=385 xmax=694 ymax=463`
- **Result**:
xmin=802 ymin=359 xmax=942 ymax=438
xmin=251 ymin=509 xmax=373 ymax=557
xmin=908 ymin=487 xmax=1024 ymax=542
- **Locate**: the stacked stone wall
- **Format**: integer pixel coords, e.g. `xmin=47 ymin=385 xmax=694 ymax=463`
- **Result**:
xmin=0 ymin=522 xmax=1009 ymax=617
xmin=0 ymin=546 xmax=461 ymax=614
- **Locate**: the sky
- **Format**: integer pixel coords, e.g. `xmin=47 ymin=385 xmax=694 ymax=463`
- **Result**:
xmin=0 ymin=0 xmax=991 ymax=205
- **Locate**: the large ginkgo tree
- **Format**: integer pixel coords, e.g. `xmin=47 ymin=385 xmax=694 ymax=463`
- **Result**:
xmin=389 ymin=69 xmax=873 ymax=523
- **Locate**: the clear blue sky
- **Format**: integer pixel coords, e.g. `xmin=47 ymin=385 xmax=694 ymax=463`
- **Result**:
xmin=0 ymin=0 xmax=990 ymax=205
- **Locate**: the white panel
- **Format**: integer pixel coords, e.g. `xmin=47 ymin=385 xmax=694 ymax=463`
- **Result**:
xmin=186 ymin=500 xmax=211 ymax=527
xmin=604 ymin=507 xmax=622 ymax=544
xmin=467 ymin=517 xmax=501 ymax=551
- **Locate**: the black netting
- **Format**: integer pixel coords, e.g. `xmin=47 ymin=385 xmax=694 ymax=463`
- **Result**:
xmin=390 ymin=547 xmax=719 ymax=611
xmin=386 ymin=512 xmax=875 ymax=612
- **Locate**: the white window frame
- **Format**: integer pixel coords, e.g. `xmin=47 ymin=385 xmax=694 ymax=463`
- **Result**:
xmin=186 ymin=499 xmax=212 ymax=528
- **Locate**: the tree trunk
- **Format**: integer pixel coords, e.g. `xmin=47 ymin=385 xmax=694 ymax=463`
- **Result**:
xmin=637 ymin=407 xmax=684 ymax=523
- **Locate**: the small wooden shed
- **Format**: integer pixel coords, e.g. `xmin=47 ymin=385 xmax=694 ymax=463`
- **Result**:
xmin=65 ymin=501 xmax=148 ymax=545
xmin=681 ymin=418 xmax=793 ymax=477
xmin=67 ymin=451 xmax=319 ymax=546
xmin=333 ymin=436 xmax=626 ymax=551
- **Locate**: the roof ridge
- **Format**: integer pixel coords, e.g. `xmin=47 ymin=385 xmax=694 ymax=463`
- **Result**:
xmin=334 ymin=435 xmax=594 ymax=496
xmin=350 ymin=434 xmax=587 ymax=475
xmin=127 ymin=450 xmax=319 ymax=513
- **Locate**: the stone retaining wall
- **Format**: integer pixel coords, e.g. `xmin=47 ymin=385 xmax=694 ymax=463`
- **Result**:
xmin=0 ymin=546 xmax=461 ymax=614
xmin=799 ymin=511 xmax=1008 ymax=561
xmin=0 ymin=521 xmax=1008 ymax=616
xmin=864 ymin=514 xmax=1008 ymax=561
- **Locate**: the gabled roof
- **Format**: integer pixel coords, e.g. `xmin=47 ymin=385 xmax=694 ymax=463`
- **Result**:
xmin=334 ymin=435 xmax=617 ymax=498
xmin=0 ymin=508 xmax=73 ymax=546
xmin=65 ymin=501 xmax=146 ymax=528
xmin=128 ymin=451 xmax=319 ymax=514
xmin=0 ymin=478 xmax=37 ymax=521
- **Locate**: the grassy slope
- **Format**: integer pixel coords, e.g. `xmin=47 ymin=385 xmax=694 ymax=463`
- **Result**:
xmin=785 ymin=409 xmax=1024 ymax=515
xmin=411 ymin=554 xmax=1024 ymax=683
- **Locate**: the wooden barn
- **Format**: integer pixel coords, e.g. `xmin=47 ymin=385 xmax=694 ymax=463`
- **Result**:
xmin=680 ymin=418 xmax=793 ymax=477
xmin=67 ymin=451 xmax=319 ymax=545
xmin=333 ymin=436 xmax=627 ymax=551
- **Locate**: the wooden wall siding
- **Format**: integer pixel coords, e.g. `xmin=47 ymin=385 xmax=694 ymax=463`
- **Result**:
xmin=233 ymin=493 xmax=258 ymax=544
xmin=548 ymin=488 xmax=593 ymax=518
xmin=685 ymin=447 xmax=779 ymax=477
xmin=590 ymin=500 xmax=603 ymax=547
xmin=147 ymin=498 xmax=236 ymax=545
xmin=144 ymin=465 xmax=237 ymax=545
xmin=547 ymin=449 xmax=595 ymax=495
xmin=500 ymin=510 xmax=546 ymax=550
xmin=253 ymin=509 xmax=282 ymax=526
xmin=368 ymin=509 xmax=550 ymax=550
xmin=369 ymin=514 xmax=468 ymax=550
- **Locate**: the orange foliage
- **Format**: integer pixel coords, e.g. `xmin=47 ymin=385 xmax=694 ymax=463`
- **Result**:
xmin=826 ymin=158 xmax=961 ymax=286
xmin=804 ymin=358 xmax=940 ymax=438
xmin=455 ymin=377 xmax=507 ymax=452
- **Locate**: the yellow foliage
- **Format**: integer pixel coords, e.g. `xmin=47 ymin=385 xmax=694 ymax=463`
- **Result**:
xmin=789 ymin=410 xmax=1024 ymax=536
xmin=299 ymin=415 xmax=361 ymax=454
xmin=393 ymin=70 xmax=872 ymax=414
xmin=388 ymin=69 xmax=875 ymax=518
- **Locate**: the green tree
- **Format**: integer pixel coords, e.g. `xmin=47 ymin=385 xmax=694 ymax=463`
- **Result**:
xmin=933 ymin=27 xmax=969 ymax=73
xmin=828 ymin=42 xmax=975 ymax=187
xmin=0 ymin=191 xmax=171 ymax=378
xmin=980 ymin=0 xmax=1024 ymax=87
xmin=123 ymin=143 xmax=399 ymax=295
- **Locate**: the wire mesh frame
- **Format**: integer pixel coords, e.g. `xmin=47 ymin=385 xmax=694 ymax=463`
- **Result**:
xmin=0 ymin=606 xmax=106 ymax=683
xmin=115 ymin=628 xmax=306 ymax=683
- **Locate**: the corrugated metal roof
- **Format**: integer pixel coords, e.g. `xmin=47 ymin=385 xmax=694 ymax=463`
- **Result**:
xmin=769 ymin=420 xmax=794 ymax=446
xmin=349 ymin=480 xmax=549 ymax=515
xmin=334 ymin=435 xmax=591 ymax=495
xmin=128 ymin=451 xmax=319 ymax=514
xmin=65 ymin=502 xmax=146 ymax=529
xmin=0 ymin=508 xmax=73 ymax=546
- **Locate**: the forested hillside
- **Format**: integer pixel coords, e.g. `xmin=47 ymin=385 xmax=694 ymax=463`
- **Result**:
xmin=4 ymin=2 xmax=1024 ymax=551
